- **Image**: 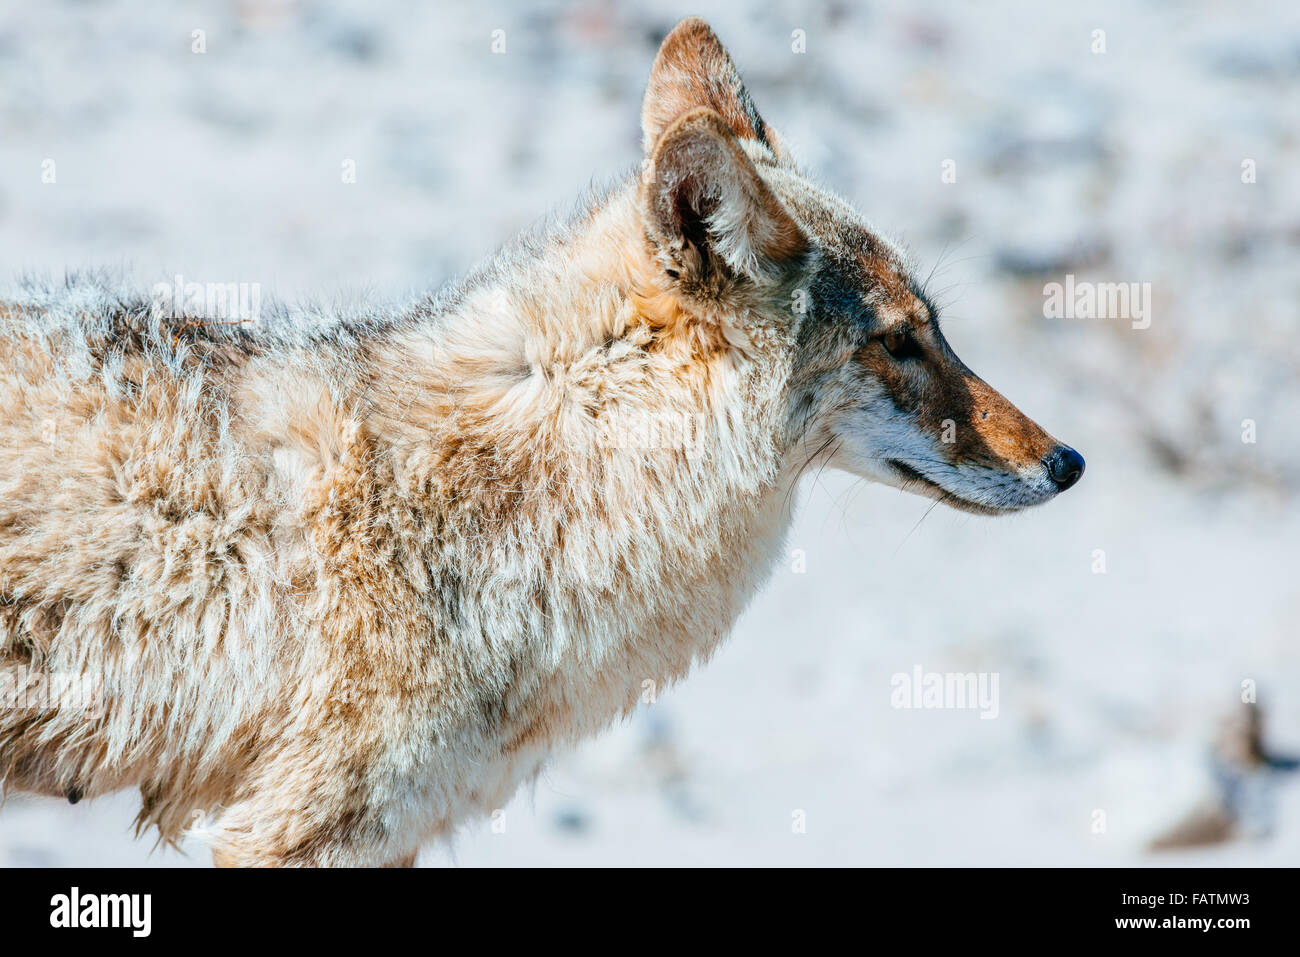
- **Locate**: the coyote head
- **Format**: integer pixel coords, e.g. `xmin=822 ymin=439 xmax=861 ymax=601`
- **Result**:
xmin=638 ymin=19 xmax=1083 ymax=514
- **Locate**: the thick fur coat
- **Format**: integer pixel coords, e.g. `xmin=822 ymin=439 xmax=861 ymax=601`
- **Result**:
xmin=0 ymin=19 xmax=1079 ymax=865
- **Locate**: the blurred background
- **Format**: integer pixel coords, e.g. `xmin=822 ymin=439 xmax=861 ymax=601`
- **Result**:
xmin=0 ymin=0 xmax=1297 ymax=866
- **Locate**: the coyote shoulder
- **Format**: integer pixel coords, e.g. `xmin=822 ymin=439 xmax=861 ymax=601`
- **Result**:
xmin=0 ymin=19 xmax=1082 ymax=866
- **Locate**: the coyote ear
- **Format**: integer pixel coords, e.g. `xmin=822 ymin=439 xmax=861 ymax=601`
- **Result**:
xmin=641 ymin=17 xmax=793 ymax=164
xmin=641 ymin=108 xmax=806 ymax=287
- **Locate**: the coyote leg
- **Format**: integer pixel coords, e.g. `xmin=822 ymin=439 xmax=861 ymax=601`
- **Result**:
xmin=210 ymin=849 xmax=418 ymax=868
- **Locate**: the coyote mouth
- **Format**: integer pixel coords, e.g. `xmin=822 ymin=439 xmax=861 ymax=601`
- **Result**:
xmin=887 ymin=459 xmax=943 ymax=491
xmin=885 ymin=458 xmax=1016 ymax=516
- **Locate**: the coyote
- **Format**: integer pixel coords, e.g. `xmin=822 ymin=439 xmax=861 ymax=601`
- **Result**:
xmin=0 ymin=18 xmax=1083 ymax=866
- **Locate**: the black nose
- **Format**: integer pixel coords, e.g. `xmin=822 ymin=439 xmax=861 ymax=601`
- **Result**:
xmin=1043 ymin=445 xmax=1085 ymax=491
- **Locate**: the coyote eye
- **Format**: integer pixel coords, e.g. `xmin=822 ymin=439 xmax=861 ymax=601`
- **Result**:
xmin=881 ymin=327 xmax=923 ymax=361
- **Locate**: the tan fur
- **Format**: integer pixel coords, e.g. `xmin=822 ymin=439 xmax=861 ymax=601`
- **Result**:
xmin=0 ymin=19 xmax=1079 ymax=865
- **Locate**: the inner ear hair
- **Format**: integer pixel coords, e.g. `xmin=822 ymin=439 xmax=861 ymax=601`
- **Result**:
xmin=642 ymin=108 xmax=806 ymax=287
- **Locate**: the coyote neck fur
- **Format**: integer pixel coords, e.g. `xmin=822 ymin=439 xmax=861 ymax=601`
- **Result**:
xmin=256 ymin=183 xmax=801 ymax=787
xmin=377 ymin=180 xmax=795 ymax=722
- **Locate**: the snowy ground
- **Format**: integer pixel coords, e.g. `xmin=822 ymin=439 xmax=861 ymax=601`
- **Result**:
xmin=0 ymin=0 xmax=1297 ymax=866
